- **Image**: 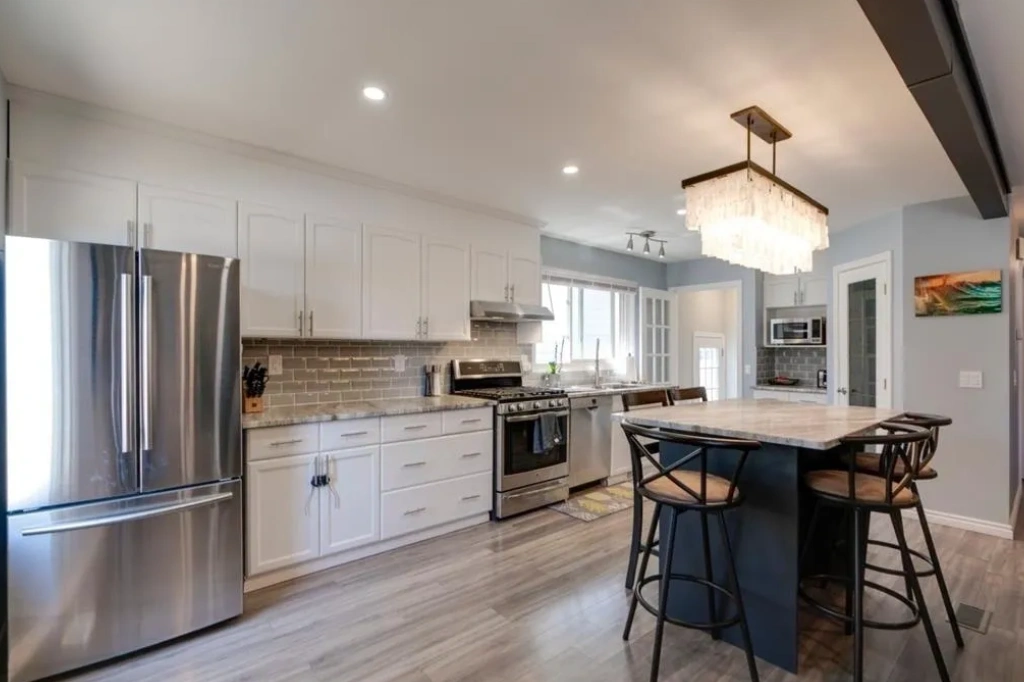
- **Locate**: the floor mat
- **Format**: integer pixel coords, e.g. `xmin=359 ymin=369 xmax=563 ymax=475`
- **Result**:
xmin=549 ymin=481 xmax=634 ymax=521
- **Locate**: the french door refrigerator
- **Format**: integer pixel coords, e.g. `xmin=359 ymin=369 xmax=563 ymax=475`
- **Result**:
xmin=3 ymin=235 xmax=243 ymax=682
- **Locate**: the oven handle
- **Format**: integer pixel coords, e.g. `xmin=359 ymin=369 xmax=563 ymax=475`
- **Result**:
xmin=503 ymin=482 xmax=567 ymax=500
xmin=504 ymin=410 xmax=569 ymax=423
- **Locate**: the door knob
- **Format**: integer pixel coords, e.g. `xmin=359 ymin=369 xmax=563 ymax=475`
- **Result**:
xmin=837 ymin=387 xmax=848 ymax=395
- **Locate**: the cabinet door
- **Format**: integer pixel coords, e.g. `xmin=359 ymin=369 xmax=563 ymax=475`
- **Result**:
xmin=800 ymin=275 xmax=828 ymax=307
xmin=363 ymin=225 xmax=421 ymax=339
xmin=246 ymin=454 xmax=319 ymax=576
xmin=763 ymin=275 xmax=801 ymax=308
xmin=422 ymin=238 xmax=470 ymax=340
xmin=470 ymin=246 xmax=510 ymax=302
xmin=305 ymin=215 xmax=362 ymax=339
xmin=509 ymin=255 xmax=541 ymax=305
xmin=138 ymin=184 xmax=237 ymax=258
xmin=9 ymin=160 xmax=137 ymax=246
xmin=238 ymin=202 xmax=304 ymax=337
xmin=320 ymin=447 xmax=380 ymax=555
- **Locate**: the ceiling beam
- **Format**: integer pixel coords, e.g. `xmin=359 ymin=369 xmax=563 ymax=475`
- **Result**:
xmin=856 ymin=0 xmax=1009 ymax=218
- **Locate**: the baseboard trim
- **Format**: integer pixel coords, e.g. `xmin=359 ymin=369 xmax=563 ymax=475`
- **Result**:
xmin=906 ymin=507 xmax=1014 ymax=540
xmin=243 ymin=512 xmax=491 ymax=593
xmin=1011 ymin=481 xmax=1023 ymax=534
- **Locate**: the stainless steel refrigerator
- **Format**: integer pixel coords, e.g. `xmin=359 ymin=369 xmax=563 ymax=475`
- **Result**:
xmin=3 ymin=235 xmax=243 ymax=682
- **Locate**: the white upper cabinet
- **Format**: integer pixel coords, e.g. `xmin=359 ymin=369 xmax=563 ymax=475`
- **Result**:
xmin=363 ymin=225 xmax=422 ymax=339
xmin=320 ymin=447 xmax=380 ymax=555
xmin=239 ymin=202 xmax=305 ymax=337
xmin=800 ymin=274 xmax=828 ymax=307
xmin=9 ymin=160 xmax=137 ymax=246
xmin=764 ymin=275 xmax=801 ymax=308
xmin=422 ymin=238 xmax=470 ymax=340
xmin=138 ymin=184 xmax=237 ymax=258
xmin=509 ymin=255 xmax=541 ymax=306
xmin=470 ymin=246 xmax=510 ymax=302
xmin=305 ymin=215 xmax=362 ymax=339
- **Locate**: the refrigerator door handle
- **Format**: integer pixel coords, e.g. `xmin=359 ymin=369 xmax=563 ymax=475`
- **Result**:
xmin=20 ymin=491 xmax=235 ymax=536
xmin=140 ymin=274 xmax=154 ymax=452
xmin=119 ymin=273 xmax=134 ymax=454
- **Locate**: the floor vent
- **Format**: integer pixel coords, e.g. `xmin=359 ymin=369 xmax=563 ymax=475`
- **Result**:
xmin=952 ymin=603 xmax=991 ymax=634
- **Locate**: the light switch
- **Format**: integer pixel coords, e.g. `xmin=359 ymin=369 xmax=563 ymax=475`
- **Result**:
xmin=744 ymin=364 xmax=752 ymax=376
xmin=958 ymin=370 xmax=983 ymax=389
xmin=268 ymin=355 xmax=283 ymax=376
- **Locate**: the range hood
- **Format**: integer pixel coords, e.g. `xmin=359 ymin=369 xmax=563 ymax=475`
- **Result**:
xmin=470 ymin=300 xmax=555 ymax=322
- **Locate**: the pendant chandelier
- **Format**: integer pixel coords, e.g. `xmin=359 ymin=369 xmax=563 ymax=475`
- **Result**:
xmin=681 ymin=106 xmax=829 ymax=275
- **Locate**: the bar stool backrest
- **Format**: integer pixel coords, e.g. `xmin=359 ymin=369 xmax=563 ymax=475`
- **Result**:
xmin=620 ymin=421 xmax=760 ymax=507
xmin=890 ymin=412 xmax=952 ymax=475
xmin=669 ymin=386 xmax=708 ymax=404
xmin=621 ymin=389 xmax=671 ymax=412
xmin=841 ymin=421 xmax=932 ymax=503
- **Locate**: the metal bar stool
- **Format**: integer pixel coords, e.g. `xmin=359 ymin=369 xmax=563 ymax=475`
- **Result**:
xmin=799 ymin=421 xmax=951 ymax=682
xmin=621 ymin=389 xmax=671 ymax=591
xmin=621 ymin=422 xmax=760 ymax=682
xmin=844 ymin=412 xmax=963 ymax=648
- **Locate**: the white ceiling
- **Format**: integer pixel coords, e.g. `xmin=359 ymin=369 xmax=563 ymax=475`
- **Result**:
xmin=0 ymin=0 xmax=966 ymax=261
xmin=957 ymin=0 xmax=1024 ymax=190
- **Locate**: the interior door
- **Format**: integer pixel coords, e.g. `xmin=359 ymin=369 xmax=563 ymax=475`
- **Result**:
xmin=138 ymin=183 xmax=237 ymax=258
xmin=835 ymin=256 xmax=891 ymax=408
xmin=421 ymin=238 xmax=470 ymax=340
xmin=238 ymin=202 xmax=304 ymax=337
xmin=693 ymin=332 xmax=726 ymax=401
xmin=363 ymin=225 xmax=421 ymax=339
xmin=470 ymin=247 xmax=509 ymax=301
xmin=139 ymin=249 xmax=241 ymax=491
xmin=305 ymin=215 xmax=362 ymax=338
xmin=4 ymin=237 xmax=138 ymax=511
xmin=639 ymin=288 xmax=676 ymax=384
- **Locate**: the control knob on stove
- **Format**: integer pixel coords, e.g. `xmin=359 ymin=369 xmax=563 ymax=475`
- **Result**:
xmin=533 ymin=401 xmax=543 ymax=410
xmin=508 ymin=403 xmax=520 ymax=413
xmin=548 ymin=399 xmax=559 ymax=408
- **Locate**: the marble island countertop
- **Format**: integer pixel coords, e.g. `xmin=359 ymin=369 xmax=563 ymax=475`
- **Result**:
xmin=242 ymin=395 xmax=494 ymax=429
xmin=615 ymin=398 xmax=900 ymax=450
xmin=546 ymin=383 xmax=675 ymax=398
xmin=753 ymin=384 xmax=828 ymax=395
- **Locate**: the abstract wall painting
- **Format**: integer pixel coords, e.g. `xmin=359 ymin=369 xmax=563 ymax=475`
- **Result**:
xmin=913 ymin=269 xmax=1002 ymax=317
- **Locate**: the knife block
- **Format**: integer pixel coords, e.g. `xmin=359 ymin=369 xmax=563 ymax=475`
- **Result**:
xmin=243 ymin=396 xmax=264 ymax=414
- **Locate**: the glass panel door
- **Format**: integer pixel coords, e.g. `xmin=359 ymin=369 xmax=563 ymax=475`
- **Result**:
xmin=640 ymin=288 xmax=675 ymax=384
xmin=847 ymin=280 xmax=877 ymax=407
xmin=836 ymin=256 xmax=891 ymax=408
xmin=693 ymin=332 xmax=726 ymax=401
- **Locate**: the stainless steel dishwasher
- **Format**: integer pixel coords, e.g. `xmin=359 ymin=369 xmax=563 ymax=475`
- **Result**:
xmin=568 ymin=395 xmax=613 ymax=488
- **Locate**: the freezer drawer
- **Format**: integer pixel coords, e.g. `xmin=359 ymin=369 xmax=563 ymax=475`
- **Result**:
xmin=8 ymin=480 xmax=243 ymax=682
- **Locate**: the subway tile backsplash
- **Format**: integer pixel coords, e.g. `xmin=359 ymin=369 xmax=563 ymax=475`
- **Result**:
xmin=243 ymin=321 xmax=533 ymax=406
xmin=757 ymin=346 xmax=826 ymax=386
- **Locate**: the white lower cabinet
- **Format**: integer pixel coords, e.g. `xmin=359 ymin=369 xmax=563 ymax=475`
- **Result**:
xmin=320 ymin=447 xmax=380 ymax=555
xmin=751 ymin=389 xmax=828 ymax=404
xmin=246 ymin=454 xmax=320 ymax=575
xmin=381 ymin=472 xmax=491 ymax=540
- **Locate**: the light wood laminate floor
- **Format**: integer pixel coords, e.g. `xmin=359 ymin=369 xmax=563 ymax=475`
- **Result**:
xmin=63 ymin=505 xmax=1024 ymax=682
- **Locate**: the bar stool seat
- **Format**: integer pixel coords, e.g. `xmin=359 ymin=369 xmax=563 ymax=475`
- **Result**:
xmin=845 ymin=451 xmax=938 ymax=480
xmin=645 ymin=472 xmax=735 ymax=505
xmin=804 ymin=470 xmax=918 ymax=506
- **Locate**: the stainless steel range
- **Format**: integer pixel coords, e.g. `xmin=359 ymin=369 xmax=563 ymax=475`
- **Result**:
xmin=451 ymin=360 xmax=569 ymax=518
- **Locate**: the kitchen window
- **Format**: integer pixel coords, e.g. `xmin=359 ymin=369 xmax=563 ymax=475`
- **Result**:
xmin=534 ymin=270 xmax=637 ymax=370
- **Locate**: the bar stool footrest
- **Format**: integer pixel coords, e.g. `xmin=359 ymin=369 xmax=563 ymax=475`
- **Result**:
xmin=864 ymin=539 xmax=936 ymax=578
xmin=799 ymin=573 xmax=920 ymax=631
xmin=635 ymin=572 xmax=741 ymax=632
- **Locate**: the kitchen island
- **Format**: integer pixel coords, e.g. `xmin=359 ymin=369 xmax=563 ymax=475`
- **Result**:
xmin=617 ymin=399 xmax=900 ymax=673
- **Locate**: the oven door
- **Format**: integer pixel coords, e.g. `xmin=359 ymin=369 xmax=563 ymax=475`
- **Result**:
xmin=769 ymin=318 xmax=812 ymax=345
xmin=496 ymin=410 xmax=569 ymax=491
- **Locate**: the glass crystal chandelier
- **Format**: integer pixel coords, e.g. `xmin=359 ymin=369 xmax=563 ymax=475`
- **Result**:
xmin=681 ymin=106 xmax=829 ymax=275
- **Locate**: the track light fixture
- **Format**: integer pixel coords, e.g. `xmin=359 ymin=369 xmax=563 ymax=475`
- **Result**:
xmin=624 ymin=230 xmax=667 ymax=258
xmin=626 ymin=235 xmax=634 ymax=251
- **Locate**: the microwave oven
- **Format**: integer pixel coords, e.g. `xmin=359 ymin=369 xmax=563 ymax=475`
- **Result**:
xmin=768 ymin=317 xmax=825 ymax=345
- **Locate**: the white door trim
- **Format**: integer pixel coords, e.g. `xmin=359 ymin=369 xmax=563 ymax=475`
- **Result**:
xmin=832 ymin=251 xmax=893 ymax=409
xmin=671 ymin=280 xmax=743 ymax=399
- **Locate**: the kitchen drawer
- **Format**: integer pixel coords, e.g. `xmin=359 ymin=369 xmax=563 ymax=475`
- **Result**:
xmin=381 ymin=431 xmax=493 ymax=492
xmin=381 ymin=412 xmax=443 ymax=443
xmin=442 ymin=407 xmax=493 ymax=434
xmin=380 ymin=472 xmax=491 ymax=539
xmin=791 ymin=392 xmax=829 ymax=405
xmin=751 ymin=389 xmax=788 ymax=401
xmin=246 ymin=424 xmax=319 ymax=461
xmin=320 ymin=418 xmax=380 ymax=449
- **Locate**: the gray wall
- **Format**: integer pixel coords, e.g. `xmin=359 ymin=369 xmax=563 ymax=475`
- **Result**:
xmin=1 ymin=68 xmax=7 ymax=235
xmin=541 ymin=236 xmax=667 ymax=289
xmin=666 ymin=258 xmax=762 ymax=398
xmin=903 ymin=196 xmax=1011 ymax=525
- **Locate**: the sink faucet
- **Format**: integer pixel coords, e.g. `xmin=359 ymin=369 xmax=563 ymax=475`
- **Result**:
xmin=594 ymin=338 xmax=601 ymax=387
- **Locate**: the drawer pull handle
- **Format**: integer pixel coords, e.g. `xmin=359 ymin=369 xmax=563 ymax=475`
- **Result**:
xmin=402 ymin=461 xmax=427 ymax=468
xmin=461 ymin=418 xmax=482 ymax=424
xmin=270 ymin=439 xmax=303 ymax=447
xmin=339 ymin=431 xmax=369 ymax=437
xmin=461 ymin=494 xmax=481 ymax=501
xmin=404 ymin=507 xmax=427 ymax=516
xmin=403 ymin=424 xmax=429 ymax=431
xmin=461 ymin=452 xmax=482 ymax=459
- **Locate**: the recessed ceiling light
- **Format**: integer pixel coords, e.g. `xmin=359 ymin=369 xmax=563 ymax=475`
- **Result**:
xmin=676 ymin=208 xmax=687 ymax=216
xmin=562 ymin=165 xmax=579 ymax=175
xmin=362 ymin=85 xmax=387 ymax=101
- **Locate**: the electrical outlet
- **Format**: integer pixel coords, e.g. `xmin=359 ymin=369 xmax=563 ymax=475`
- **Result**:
xmin=744 ymin=364 xmax=752 ymax=376
xmin=268 ymin=355 xmax=283 ymax=376
xmin=958 ymin=370 xmax=983 ymax=389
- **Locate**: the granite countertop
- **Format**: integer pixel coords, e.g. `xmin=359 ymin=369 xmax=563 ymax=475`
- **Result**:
xmin=753 ymin=384 xmax=828 ymax=395
xmin=615 ymin=398 xmax=900 ymax=450
xmin=242 ymin=395 xmax=494 ymax=429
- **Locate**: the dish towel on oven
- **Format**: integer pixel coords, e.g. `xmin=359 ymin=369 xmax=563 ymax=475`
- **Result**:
xmin=533 ymin=412 xmax=564 ymax=454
